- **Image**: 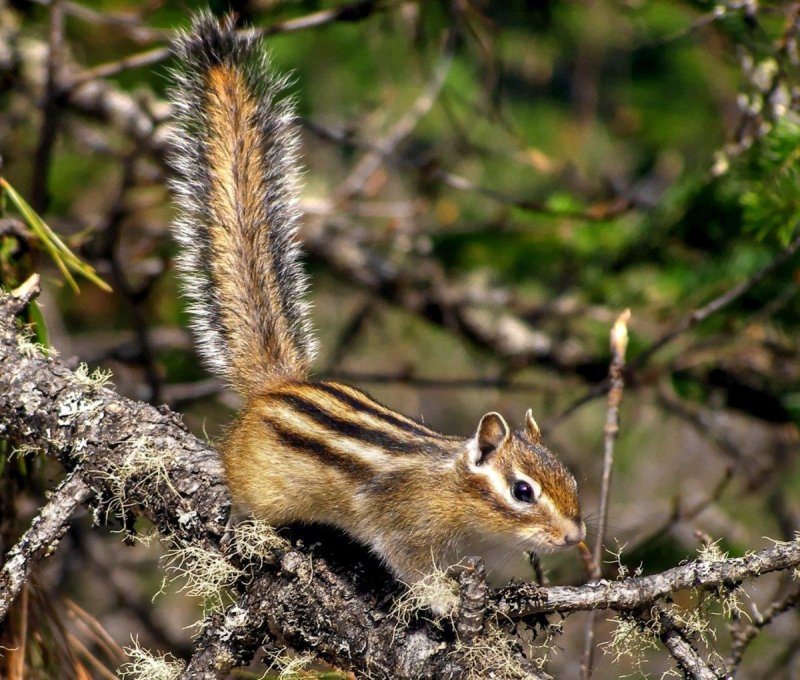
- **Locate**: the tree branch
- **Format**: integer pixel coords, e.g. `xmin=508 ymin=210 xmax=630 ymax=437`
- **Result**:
xmin=655 ymin=606 xmax=724 ymax=680
xmin=725 ymin=581 xmax=800 ymax=672
xmin=494 ymin=538 xmax=800 ymax=617
xmin=0 ymin=470 xmax=90 ymax=621
xmin=181 ymin=551 xmax=516 ymax=680
xmin=581 ymin=309 xmax=630 ymax=678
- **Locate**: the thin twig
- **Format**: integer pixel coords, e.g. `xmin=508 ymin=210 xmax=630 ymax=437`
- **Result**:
xmin=66 ymin=0 xmax=388 ymax=90
xmin=30 ymin=0 xmax=65 ymax=213
xmin=580 ymin=309 xmax=631 ymax=680
xmin=306 ymin=116 xmax=632 ymax=221
xmin=635 ymin=231 xmax=800 ymax=368
xmin=67 ymin=46 xmax=171 ymax=90
xmin=549 ymin=230 xmax=800 ymax=428
xmin=25 ymin=0 xmax=166 ymax=41
xmin=725 ymin=582 xmax=800 ymax=672
xmin=593 ymin=310 xmax=631 ymax=567
xmin=627 ymin=468 xmax=734 ymax=555
xmin=334 ymin=28 xmax=455 ymax=202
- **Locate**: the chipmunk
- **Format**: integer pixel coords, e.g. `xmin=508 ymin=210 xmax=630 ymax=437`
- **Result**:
xmin=168 ymin=12 xmax=585 ymax=598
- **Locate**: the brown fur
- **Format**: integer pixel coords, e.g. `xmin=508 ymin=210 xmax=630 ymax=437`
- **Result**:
xmin=224 ymin=382 xmax=584 ymax=587
xmin=204 ymin=65 xmax=308 ymax=391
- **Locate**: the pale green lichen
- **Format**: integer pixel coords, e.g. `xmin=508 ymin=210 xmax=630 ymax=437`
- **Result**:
xmin=74 ymin=362 xmax=113 ymax=389
xmin=262 ymin=648 xmax=318 ymax=679
xmin=9 ymin=443 xmax=39 ymax=459
xmin=695 ymin=538 xmax=749 ymax=622
xmin=391 ymin=564 xmax=459 ymax=628
xmin=606 ymin=540 xmax=643 ymax=579
xmin=602 ymin=613 xmax=660 ymax=675
xmin=16 ymin=329 xmax=58 ymax=358
xmin=665 ymin=603 xmax=715 ymax=645
xmin=161 ymin=543 xmax=243 ymax=615
xmin=98 ymin=438 xmax=177 ymax=518
xmin=230 ymin=517 xmax=289 ymax=566
xmin=453 ymin=621 xmax=530 ymax=680
xmin=118 ymin=638 xmax=185 ymax=680
xmin=696 ymin=539 xmax=727 ymax=563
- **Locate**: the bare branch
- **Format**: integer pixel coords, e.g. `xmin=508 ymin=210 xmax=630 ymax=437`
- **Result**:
xmin=66 ymin=1 xmax=387 ymax=90
xmin=655 ymin=606 xmax=724 ymax=680
xmin=581 ymin=309 xmax=631 ymax=678
xmin=549 ymin=230 xmax=800 ymax=427
xmin=333 ymin=29 xmax=455 ymax=202
xmin=495 ymin=538 xmax=800 ymax=617
xmin=636 ymin=231 xmax=800 ymax=367
xmin=0 ymin=470 xmax=91 ymax=622
xmin=725 ymin=582 xmax=800 ymax=672
xmin=0 ymin=287 xmax=230 ymax=543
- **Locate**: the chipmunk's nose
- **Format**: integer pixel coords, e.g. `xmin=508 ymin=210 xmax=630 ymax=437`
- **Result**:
xmin=563 ymin=521 xmax=586 ymax=547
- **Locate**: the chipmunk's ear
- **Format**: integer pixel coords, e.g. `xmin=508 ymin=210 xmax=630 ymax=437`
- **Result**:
xmin=471 ymin=412 xmax=510 ymax=465
xmin=525 ymin=409 xmax=542 ymax=442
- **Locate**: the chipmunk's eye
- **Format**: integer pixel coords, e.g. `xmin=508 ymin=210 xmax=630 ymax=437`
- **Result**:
xmin=511 ymin=480 xmax=535 ymax=504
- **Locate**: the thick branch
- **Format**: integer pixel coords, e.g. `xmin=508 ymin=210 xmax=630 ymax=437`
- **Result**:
xmin=0 ymin=295 xmax=230 ymax=545
xmin=183 ymin=550 xmax=541 ymax=680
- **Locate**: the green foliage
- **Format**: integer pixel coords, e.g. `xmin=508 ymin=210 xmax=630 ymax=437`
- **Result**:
xmin=738 ymin=119 xmax=800 ymax=245
xmin=0 ymin=178 xmax=111 ymax=294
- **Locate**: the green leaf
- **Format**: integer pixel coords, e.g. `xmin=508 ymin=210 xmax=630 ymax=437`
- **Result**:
xmin=0 ymin=178 xmax=112 ymax=294
xmin=27 ymin=300 xmax=50 ymax=347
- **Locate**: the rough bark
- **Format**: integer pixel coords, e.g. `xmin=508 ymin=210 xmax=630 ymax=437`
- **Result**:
xmin=0 ymin=470 xmax=90 ymax=620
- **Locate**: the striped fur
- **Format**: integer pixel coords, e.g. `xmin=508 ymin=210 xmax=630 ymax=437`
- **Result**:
xmin=224 ymin=380 xmax=585 ymax=588
xmin=169 ymin=14 xmax=584 ymax=596
xmin=169 ymin=12 xmax=316 ymax=394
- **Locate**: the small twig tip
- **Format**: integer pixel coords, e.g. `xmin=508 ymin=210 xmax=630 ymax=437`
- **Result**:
xmin=610 ymin=309 xmax=631 ymax=355
xmin=11 ymin=273 xmax=41 ymax=304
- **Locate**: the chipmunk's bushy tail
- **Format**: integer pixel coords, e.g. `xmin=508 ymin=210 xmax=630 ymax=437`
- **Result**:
xmin=168 ymin=12 xmax=316 ymax=396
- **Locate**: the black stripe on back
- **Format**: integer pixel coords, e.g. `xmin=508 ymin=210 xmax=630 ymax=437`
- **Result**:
xmin=266 ymin=418 xmax=372 ymax=480
xmin=315 ymin=382 xmax=452 ymax=441
xmin=276 ymin=393 xmax=436 ymax=455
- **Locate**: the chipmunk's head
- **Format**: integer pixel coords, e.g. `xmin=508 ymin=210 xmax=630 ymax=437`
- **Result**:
xmin=460 ymin=410 xmax=584 ymax=557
